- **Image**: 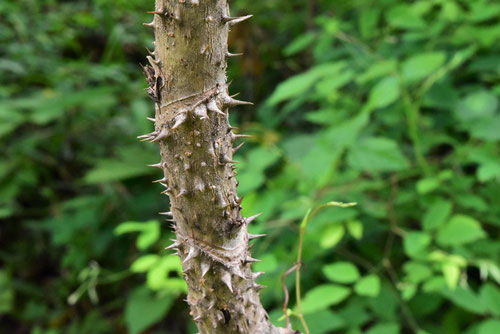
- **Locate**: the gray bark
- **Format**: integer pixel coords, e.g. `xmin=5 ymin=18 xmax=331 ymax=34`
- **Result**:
xmin=141 ymin=1 xmax=296 ymax=333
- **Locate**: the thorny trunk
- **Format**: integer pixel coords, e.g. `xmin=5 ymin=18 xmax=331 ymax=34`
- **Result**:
xmin=141 ymin=1 xmax=296 ymax=333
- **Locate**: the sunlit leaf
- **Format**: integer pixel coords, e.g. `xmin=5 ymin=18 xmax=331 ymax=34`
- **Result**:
xmin=125 ymin=287 xmax=174 ymax=334
xmin=301 ymin=284 xmax=351 ymax=314
xmin=436 ymin=215 xmax=486 ymax=246
xmin=323 ymin=262 xmax=360 ymax=284
xmin=354 ymin=275 xmax=381 ymax=297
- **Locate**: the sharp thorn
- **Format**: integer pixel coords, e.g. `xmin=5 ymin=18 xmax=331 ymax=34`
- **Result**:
xmin=231 ymin=266 xmax=247 ymax=279
xmin=207 ymin=99 xmax=225 ymax=116
xmin=171 ymin=113 xmax=187 ymax=130
xmin=147 ymin=10 xmax=164 ymax=15
xmin=183 ymin=247 xmax=199 ymax=264
xmin=220 ymin=154 xmax=239 ymax=164
xmin=176 ymin=188 xmax=188 ymax=198
xmin=233 ymin=142 xmax=245 ymax=154
xmin=225 ymin=96 xmax=253 ymax=107
xmin=245 ymin=213 xmax=262 ymax=224
xmin=148 ymin=162 xmax=164 ymax=168
xmin=222 ymin=14 xmax=253 ymax=26
xmin=165 ymin=240 xmax=180 ymax=250
xmin=226 ymin=51 xmax=243 ymax=57
xmin=221 ymin=271 xmax=233 ymax=293
xmin=231 ymin=133 xmax=252 ymax=141
xmin=236 ymin=196 xmax=244 ymax=205
xmin=153 ymin=177 xmax=168 ymax=183
xmin=246 ymin=256 xmax=262 ymax=263
xmin=252 ymin=272 xmax=265 ymax=280
xmin=151 ymin=128 xmax=169 ymax=142
xmin=194 ymin=104 xmax=209 ymax=120
xmin=137 ymin=132 xmax=156 ymax=139
xmin=248 ymin=233 xmax=266 ymax=240
xmin=159 ymin=211 xmax=173 ymax=216
xmin=201 ymin=260 xmax=211 ymax=277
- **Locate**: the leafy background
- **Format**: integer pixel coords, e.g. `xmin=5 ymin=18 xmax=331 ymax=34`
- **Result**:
xmin=1 ymin=0 xmax=500 ymax=333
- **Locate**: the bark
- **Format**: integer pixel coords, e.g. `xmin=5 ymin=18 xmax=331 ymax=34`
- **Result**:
xmin=141 ymin=1 xmax=296 ymax=333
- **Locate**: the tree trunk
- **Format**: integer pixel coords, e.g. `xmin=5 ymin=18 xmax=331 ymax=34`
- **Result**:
xmin=141 ymin=1 xmax=295 ymax=333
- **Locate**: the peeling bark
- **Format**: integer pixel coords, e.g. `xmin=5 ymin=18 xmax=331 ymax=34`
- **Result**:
xmin=141 ymin=1 xmax=296 ymax=333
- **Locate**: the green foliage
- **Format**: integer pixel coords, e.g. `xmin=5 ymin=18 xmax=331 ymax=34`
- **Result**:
xmin=2 ymin=0 xmax=500 ymax=333
xmin=323 ymin=262 xmax=360 ymax=284
xmin=244 ymin=0 xmax=500 ymax=333
xmin=125 ymin=286 xmax=175 ymax=334
xmin=301 ymin=284 xmax=351 ymax=314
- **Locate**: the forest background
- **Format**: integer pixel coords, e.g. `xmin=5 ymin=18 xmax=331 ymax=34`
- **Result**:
xmin=2 ymin=0 xmax=500 ymax=333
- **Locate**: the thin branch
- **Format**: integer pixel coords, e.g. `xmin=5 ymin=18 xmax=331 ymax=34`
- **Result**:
xmin=281 ymin=263 xmax=300 ymax=330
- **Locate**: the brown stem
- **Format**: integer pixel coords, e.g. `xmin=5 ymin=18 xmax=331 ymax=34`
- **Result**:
xmin=281 ymin=263 xmax=299 ymax=330
xmin=141 ymin=1 xmax=296 ymax=333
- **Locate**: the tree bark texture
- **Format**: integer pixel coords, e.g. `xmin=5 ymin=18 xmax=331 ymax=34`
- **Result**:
xmin=141 ymin=1 xmax=296 ymax=333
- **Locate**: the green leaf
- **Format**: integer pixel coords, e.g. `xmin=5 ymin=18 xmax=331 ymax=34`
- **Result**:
xmin=253 ymin=254 xmax=278 ymax=273
xmin=83 ymin=147 xmax=157 ymax=184
xmin=284 ymin=33 xmax=316 ymax=56
xmin=416 ymin=177 xmax=441 ymax=194
xmin=137 ymin=224 xmax=160 ymax=250
xmin=478 ymin=162 xmax=500 ymax=182
xmin=320 ymin=224 xmax=345 ymax=249
xmin=0 ymin=271 xmax=14 ymax=314
xmin=422 ymin=199 xmax=452 ymax=230
xmin=357 ymin=60 xmax=397 ymax=84
xmin=359 ymin=7 xmax=381 ymax=39
xmin=386 ymin=4 xmax=426 ymax=30
xmin=478 ymin=320 xmax=500 ymax=334
xmin=479 ymin=283 xmax=500 ymax=316
xmin=440 ymin=286 xmax=487 ymax=314
xmin=267 ymin=62 xmax=346 ymax=105
xmin=303 ymin=309 xmax=346 ymax=334
xmin=323 ymin=262 xmax=360 ymax=284
xmin=442 ymin=262 xmax=460 ymax=289
xmin=247 ymin=147 xmax=281 ymax=171
xmin=83 ymin=160 xmax=151 ymax=184
xmin=354 ymin=275 xmax=381 ymax=297
xmin=455 ymin=90 xmax=498 ymax=122
xmin=130 ymin=255 xmax=160 ymax=273
xmin=366 ymin=322 xmax=400 ymax=334
xmin=401 ymin=283 xmax=417 ymax=301
xmin=301 ymin=284 xmax=351 ymax=314
xmin=347 ymin=220 xmax=363 ymax=240
xmin=436 ymin=215 xmax=486 ymax=246
xmin=146 ymin=257 xmax=185 ymax=291
xmin=401 ymin=52 xmax=446 ymax=82
xmin=469 ymin=1 xmax=500 ymax=22
xmin=125 ymin=287 xmax=174 ymax=334
xmin=470 ymin=115 xmax=500 ymax=141
xmin=316 ymin=70 xmax=355 ymax=96
xmin=403 ymin=262 xmax=432 ymax=284
xmin=114 ymin=221 xmax=161 ymax=250
xmin=404 ymin=231 xmax=431 ymax=258
xmin=367 ymin=76 xmax=400 ymax=109
xmin=347 ymin=137 xmax=409 ymax=172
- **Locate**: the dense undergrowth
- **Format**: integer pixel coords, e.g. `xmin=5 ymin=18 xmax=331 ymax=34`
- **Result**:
xmin=1 ymin=0 xmax=500 ymax=333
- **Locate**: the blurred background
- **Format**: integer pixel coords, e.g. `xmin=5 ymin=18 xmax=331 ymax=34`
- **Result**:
xmin=1 ymin=0 xmax=500 ymax=333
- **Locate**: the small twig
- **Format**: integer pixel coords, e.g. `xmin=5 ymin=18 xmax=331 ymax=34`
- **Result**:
xmin=383 ymin=175 xmax=420 ymax=334
xmin=281 ymin=263 xmax=300 ymax=329
xmin=285 ymin=201 xmax=356 ymax=334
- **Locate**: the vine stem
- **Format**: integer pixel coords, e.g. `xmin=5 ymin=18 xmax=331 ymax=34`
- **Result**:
xmin=291 ymin=201 xmax=357 ymax=334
